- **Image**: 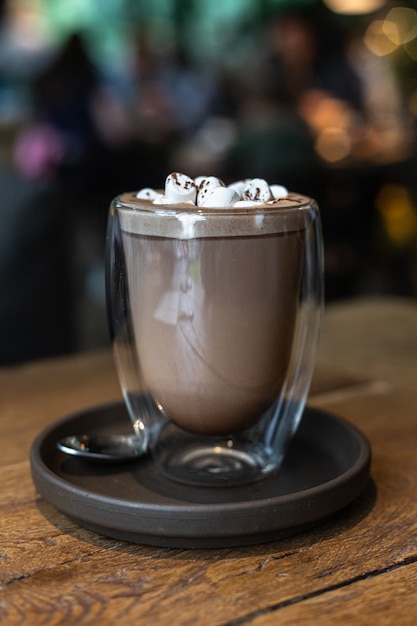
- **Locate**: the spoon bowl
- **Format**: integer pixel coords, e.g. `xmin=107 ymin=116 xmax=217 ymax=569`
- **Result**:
xmin=57 ymin=433 xmax=146 ymax=462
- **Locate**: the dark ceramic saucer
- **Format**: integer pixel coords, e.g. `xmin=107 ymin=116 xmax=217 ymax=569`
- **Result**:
xmin=30 ymin=402 xmax=371 ymax=548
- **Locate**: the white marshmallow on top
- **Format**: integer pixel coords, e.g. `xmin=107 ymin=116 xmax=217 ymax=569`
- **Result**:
xmin=242 ymin=178 xmax=273 ymax=202
xmin=227 ymin=179 xmax=250 ymax=198
xmin=196 ymin=176 xmax=225 ymax=206
xmin=144 ymin=172 xmax=289 ymax=208
xmin=165 ymin=172 xmax=197 ymax=204
xmin=201 ymin=186 xmax=240 ymax=208
xmin=136 ymin=187 xmax=160 ymax=200
xmin=194 ymin=175 xmax=209 ymax=187
xmin=270 ymin=184 xmax=288 ymax=199
xmin=153 ymin=194 xmax=174 ymax=205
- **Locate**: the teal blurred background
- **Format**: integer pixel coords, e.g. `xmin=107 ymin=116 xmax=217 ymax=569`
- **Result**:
xmin=1 ymin=0 xmax=416 ymax=364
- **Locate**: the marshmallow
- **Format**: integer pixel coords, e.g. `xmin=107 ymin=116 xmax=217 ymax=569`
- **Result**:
xmin=201 ymin=186 xmax=240 ymax=208
xmin=194 ymin=175 xmax=209 ymax=187
xmin=135 ymin=173 xmax=290 ymax=209
xmin=153 ymin=194 xmax=195 ymax=206
xmin=165 ymin=172 xmax=197 ymax=204
xmin=270 ymin=184 xmax=288 ymax=199
xmin=242 ymin=178 xmax=273 ymax=202
xmin=196 ymin=176 xmax=225 ymax=206
xmin=136 ymin=187 xmax=160 ymax=200
xmin=152 ymin=194 xmax=170 ymax=205
xmin=227 ymin=179 xmax=250 ymax=198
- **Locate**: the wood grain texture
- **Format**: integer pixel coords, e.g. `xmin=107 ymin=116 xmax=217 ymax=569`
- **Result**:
xmin=1 ymin=298 xmax=417 ymax=625
xmin=2 ymin=388 xmax=417 ymax=625
xmin=237 ymin=560 xmax=417 ymax=625
xmin=317 ymin=296 xmax=417 ymax=395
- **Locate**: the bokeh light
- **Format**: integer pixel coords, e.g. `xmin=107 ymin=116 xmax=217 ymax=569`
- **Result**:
xmin=383 ymin=7 xmax=417 ymax=46
xmin=364 ymin=20 xmax=399 ymax=56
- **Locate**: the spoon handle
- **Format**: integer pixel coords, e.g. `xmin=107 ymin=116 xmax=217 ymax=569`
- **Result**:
xmin=57 ymin=433 xmax=146 ymax=462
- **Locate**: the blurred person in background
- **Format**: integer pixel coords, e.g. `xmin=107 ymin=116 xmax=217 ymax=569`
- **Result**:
xmin=1 ymin=25 xmax=170 ymax=365
xmin=0 ymin=1 xmax=75 ymax=365
xmin=1 ymin=29 xmax=107 ymax=366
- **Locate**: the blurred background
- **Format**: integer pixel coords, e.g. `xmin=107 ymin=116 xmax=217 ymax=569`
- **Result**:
xmin=0 ymin=0 xmax=416 ymax=365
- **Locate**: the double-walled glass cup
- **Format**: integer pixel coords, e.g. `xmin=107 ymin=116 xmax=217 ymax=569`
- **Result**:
xmin=106 ymin=192 xmax=323 ymax=487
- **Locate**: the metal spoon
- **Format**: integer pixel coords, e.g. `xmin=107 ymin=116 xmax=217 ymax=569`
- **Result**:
xmin=57 ymin=433 xmax=146 ymax=462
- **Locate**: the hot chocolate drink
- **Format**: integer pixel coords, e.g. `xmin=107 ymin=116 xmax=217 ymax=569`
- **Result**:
xmin=116 ymin=174 xmax=310 ymax=436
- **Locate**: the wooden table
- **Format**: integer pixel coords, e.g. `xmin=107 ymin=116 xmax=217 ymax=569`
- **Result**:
xmin=1 ymin=296 xmax=417 ymax=625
